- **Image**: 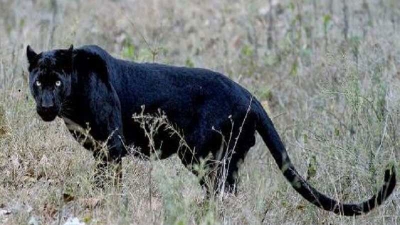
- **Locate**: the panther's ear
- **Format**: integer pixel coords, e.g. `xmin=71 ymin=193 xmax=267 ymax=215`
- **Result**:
xmin=26 ymin=45 xmax=38 ymax=65
xmin=64 ymin=45 xmax=74 ymax=72
xmin=67 ymin=45 xmax=74 ymax=54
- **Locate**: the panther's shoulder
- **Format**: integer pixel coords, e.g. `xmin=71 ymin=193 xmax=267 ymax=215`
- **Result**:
xmin=74 ymin=45 xmax=110 ymax=58
xmin=72 ymin=45 xmax=113 ymax=82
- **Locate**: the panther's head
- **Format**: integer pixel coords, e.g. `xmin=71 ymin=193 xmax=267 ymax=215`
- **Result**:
xmin=26 ymin=45 xmax=74 ymax=122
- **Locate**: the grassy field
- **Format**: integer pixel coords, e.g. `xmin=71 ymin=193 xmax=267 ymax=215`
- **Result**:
xmin=0 ymin=0 xmax=399 ymax=224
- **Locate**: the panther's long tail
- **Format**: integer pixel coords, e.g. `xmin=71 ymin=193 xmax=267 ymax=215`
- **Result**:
xmin=255 ymin=104 xmax=396 ymax=216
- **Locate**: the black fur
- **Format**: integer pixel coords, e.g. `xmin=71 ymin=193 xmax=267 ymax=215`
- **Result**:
xmin=26 ymin=45 xmax=396 ymax=216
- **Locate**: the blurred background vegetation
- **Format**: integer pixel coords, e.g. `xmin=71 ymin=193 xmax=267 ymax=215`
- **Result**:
xmin=0 ymin=0 xmax=399 ymax=224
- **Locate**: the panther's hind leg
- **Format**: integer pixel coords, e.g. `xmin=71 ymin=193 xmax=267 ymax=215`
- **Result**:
xmin=215 ymin=124 xmax=256 ymax=194
xmin=177 ymin=130 xmax=222 ymax=195
xmin=177 ymin=144 xmax=213 ymax=195
xmin=93 ymin=150 xmax=123 ymax=188
xmin=179 ymin=134 xmax=255 ymax=196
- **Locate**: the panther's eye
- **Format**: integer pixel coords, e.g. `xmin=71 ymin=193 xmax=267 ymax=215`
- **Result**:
xmin=55 ymin=80 xmax=61 ymax=87
xmin=35 ymin=81 xmax=41 ymax=87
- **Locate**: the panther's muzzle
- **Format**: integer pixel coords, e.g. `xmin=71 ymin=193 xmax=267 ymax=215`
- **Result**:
xmin=37 ymin=106 xmax=59 ymax=122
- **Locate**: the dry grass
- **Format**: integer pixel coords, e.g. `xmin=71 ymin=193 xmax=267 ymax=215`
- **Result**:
xmin=0 ymin=0 xmax=399 ymax=224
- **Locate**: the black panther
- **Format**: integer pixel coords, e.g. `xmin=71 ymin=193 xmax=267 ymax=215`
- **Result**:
xmin=26 ymin=45 xmax=396 ymax=216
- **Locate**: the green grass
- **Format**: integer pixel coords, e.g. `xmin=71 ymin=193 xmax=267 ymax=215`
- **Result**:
xmin=0 ymin=0 xmax=399 ymax=224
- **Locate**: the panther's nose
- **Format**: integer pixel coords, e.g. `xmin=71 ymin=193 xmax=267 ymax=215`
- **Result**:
xmin=40 ymin=99 xmax=55 ymax=112
xmin=41 ymin=94 xmax=54 ymax=109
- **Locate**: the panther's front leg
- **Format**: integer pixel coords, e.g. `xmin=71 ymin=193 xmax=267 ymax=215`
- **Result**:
xmin=65 ymin=117 xmax=124 ymax=188
xmin=91 ymin=114 xmax=125 ymax=188
xmin=89 ymin=119 xmax=125 ymax=187
xmin=82 ymin=78 xmax=126 ymax=188
xmin=93 ymin=148 xmax=123 ymax=188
